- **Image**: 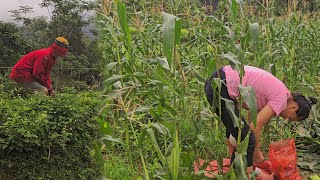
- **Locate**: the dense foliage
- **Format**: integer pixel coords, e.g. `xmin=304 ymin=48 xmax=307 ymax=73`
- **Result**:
xmin=0 ymin=21 xmax=35 ymax=68
xmin=0 ymin=88 xmax=102 ymax=179
xmin=96 ymin=0 xmax=319 ymax=179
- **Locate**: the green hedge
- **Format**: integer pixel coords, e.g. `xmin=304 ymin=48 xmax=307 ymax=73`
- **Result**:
xmin=0 ymin=92 xmax=102 ymax=180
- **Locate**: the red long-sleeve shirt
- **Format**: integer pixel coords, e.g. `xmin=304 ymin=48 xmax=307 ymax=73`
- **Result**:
xmin=9 ymin=47 xmax=56 ymax=89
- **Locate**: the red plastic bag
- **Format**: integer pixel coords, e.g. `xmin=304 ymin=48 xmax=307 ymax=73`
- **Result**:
xmin=268 ymin=138 xmax=302 ymax=180
xmin=254 ymin=161 xmax=274 ymax=180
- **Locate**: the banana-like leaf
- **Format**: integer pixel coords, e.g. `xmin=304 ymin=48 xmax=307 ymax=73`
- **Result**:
xmin=116 ymin=1 xmax=132 ymax=55
xmin=222 ymin=98 xmax=239 ymax=127
xmin=234 ymin=152 xmax=248 ymax=180
xmin=168 ymin=129 xmax=180 ymax=180
xmin=238 ymin=85 xmax=257 ymax=126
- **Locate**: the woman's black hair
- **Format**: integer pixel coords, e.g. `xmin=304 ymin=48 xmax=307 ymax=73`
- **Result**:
xmin=292 ymin=93 xmax=318 ymax=121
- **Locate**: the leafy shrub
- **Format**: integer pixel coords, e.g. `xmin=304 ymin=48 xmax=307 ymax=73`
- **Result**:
xmin=0 ymin=92 xmax=102 ymax=180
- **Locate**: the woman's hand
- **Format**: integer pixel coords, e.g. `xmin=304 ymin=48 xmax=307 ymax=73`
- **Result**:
xmin=253 ymin=149 xmax=265 ymax=164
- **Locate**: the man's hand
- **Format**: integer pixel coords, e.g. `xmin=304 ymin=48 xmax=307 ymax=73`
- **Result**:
xmin=253 ymin=149 xmax=265 ymax=164
xmin=48 ymin=88 xmax=55 ymax=96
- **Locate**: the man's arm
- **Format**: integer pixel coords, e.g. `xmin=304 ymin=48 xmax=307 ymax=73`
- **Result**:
xmin=32 ymin=56 xmax=51 ymax=89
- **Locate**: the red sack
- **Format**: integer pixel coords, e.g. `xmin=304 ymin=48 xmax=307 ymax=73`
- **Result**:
xmin=254 ymin=161 xmax=274 ymax=180
xmin=268 ymin=138 xmax=302 ymax=180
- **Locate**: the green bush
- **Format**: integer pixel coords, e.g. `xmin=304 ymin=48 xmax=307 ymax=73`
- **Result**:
xmin=0 ymin=92 xmax=102 ymax=180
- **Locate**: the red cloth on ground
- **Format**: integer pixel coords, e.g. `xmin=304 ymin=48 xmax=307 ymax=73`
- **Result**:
xmin=194 ymin=158 xmax=230 ymax=178
xmin=10 ymin=47 xmax=56 ymax=89
xmin=194 ymin=158 xmax=275 ymax=179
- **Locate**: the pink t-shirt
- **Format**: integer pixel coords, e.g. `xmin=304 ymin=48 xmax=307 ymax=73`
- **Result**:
xmin=223 ymin=65 xmax=291 ymax=115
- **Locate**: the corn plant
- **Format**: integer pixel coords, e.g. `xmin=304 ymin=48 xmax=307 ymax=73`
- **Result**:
xmin=96 ymin=0 xmax=320 ymax=179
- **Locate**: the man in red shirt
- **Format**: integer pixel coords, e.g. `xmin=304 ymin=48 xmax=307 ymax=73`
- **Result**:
xmin=9 ymin=37 xmax=69 ymax=96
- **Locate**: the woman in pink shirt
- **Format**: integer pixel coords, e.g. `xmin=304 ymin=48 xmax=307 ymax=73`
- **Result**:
xmin=205 ymin=65 xmax=317 ymax=175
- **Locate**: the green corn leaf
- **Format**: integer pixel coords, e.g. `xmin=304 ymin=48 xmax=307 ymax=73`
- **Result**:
xmin=238 ymin=85 xmax=257 ymax=126
xmin=213 ymin=174 xmax=224 ymax=180
xmin=229 ymin=0 xmax=238 ymax=23
xmin=162 ymin=12 xmax=180 ymax=69
xmin=309 ymin=174 xmax=320 ymax=180
xmin=128 ymin=106 xmax=150 ymax=115
xmin=100 ymin=135 xmax=125 ymax=145
xmin=197 ymin=134 xmax=206 ymax=143
xmin=237 ymin=132 xmax=250 ymax=154
xmin=99 ymin=15 xmax=118 ymax=43
xmin=96 ymin=116 xmax=112 ymax=135
xmin=157 ymin=57 xmax=170 ymax=71
xmin=210 ymin=78 xmax=222 ymax=113
xmin=168 ymin=129 xmax=180 ymax=180
xmin=138 ymin=131 xmax=147 ymax=148
xmin=103 ymin=74 xmax=125 ymax=87
xmin=147 ymin=128 xmax=166 ymax=165
xmin=105 ymin=62 xmax=118 ymax=71
xmin=117 ymin=1 xmax=132 ymax=55
xmin=249 ymin=23 xmax=260 ymax=47
xmin=238 ymin=0 xmax=245 ymax=17
xmin=152 ymin=122 xmax=167 ymax=135
xmin=206 ymin=58 xmax=217 ymax=78
xmin=93 ymin=143 xmax=104 ymax=164
xmin=225 ymin=166 xmax=237 ymax=180
xmin=220 ymin=52 xmax=244 ymax=77
xmin=175 ymin=18 xmax=182 ymax=45
xmin=234 ymin=152 xmax=248 ymax=180
xmin=222 ymin=98 xmax=239 ymax=127
xmin=160 ymin=99 xmax=177 ymax=116
xmin=224 ymin=26 xmax=236 ymax=42
xmin=268 ymin=64 xmax=276 ymax=76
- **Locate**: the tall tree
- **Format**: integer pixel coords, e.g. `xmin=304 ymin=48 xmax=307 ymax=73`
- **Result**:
xmin=40 ymin=0 xmax=96 ymax=55
xmin=0 ymin=21 xmax=35 ymax=68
